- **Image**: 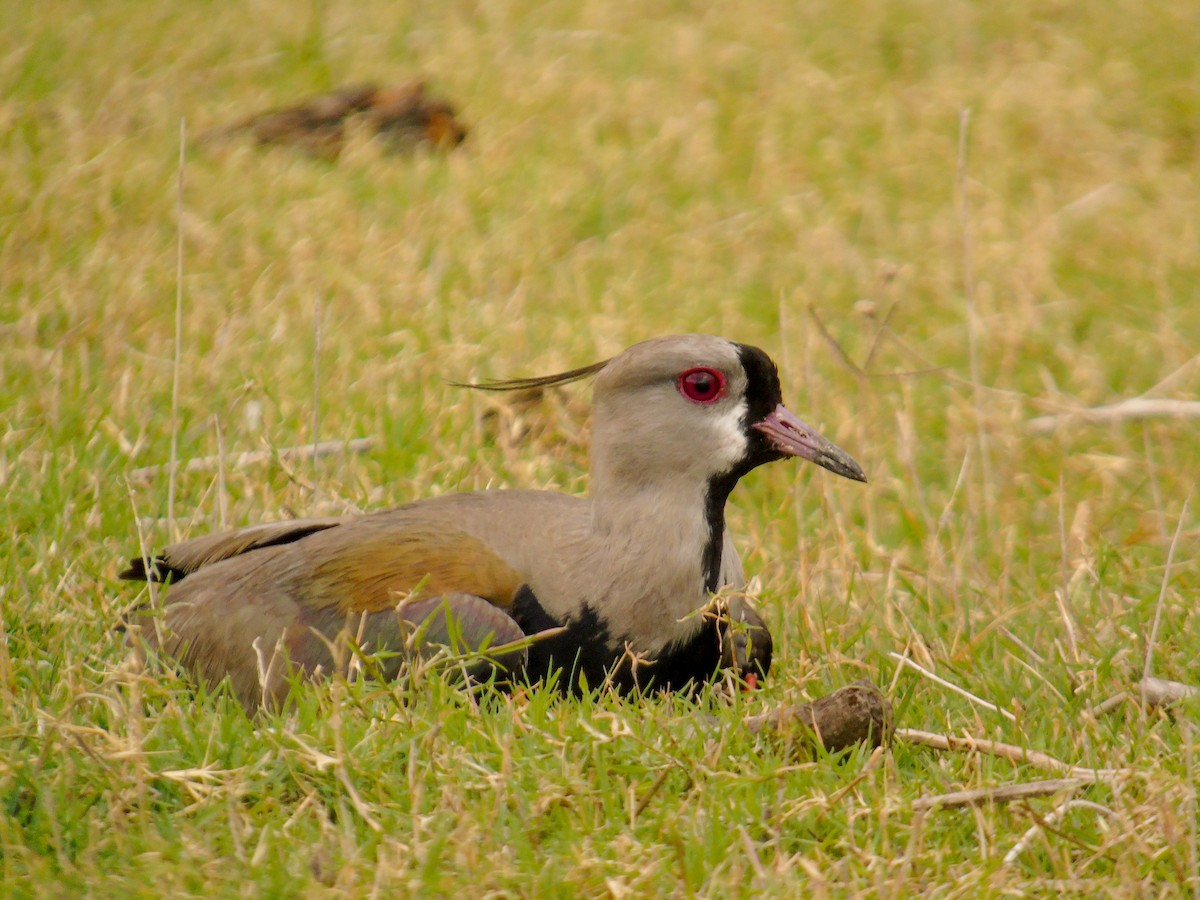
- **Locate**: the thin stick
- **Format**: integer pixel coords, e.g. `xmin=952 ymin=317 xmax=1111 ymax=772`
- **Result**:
xmin=889 ymin=651 xmax=1017 ymax=723
xmin=913 ymin=777 xmax=1086 ymax=811
xmin=1085 ymin=691 xmax=1130 ymax=719
xmin=1056 ymin=475 xmax=1080 ymax=664
xmin=312 ymin=292 xmax=321 ymax=471
xmin=1143 ymin=495 xmax=1191 ymax=689
xmin=168 ymin=118 xmax=186 ymax=536
xmin=736 ymin=825 xmax=767 ymax=880
xmin=213 ymin=416 xmax=228 ymax=529
xmin=957 ymin=107 xmax=993 ymax=526
xmin=896 ymin=728 xmax=1124 ymax=781
xmin=1143 ymin=426 xmax=1168 ymax=540
xmin=1002 ymin=798 xmax=1117 ymax=865
xmin=125 ymin=480 xmax=165 ymax=649
xmin=0 ymin=602 xmax=11 ymax=715
xmin=1139 ymin=352 xmax=1200 ymax=398
xmin=1088 ymin=677 xmax=1199 ymax=718
xmin=861 ymin=299 xmax=899 ymax=374
xmin=934 ymin=448 xmax=971 ymax=537
xmin=129 ymin=437 xmax=373 ymax=480
xmin=1141 ymin=676 xmax=1200 ymax=706
xmin=1029 ymin=398 xmax=1200 ymax=433
xmin=634 ymin=766 xmax=674 ymax=820
xmin=1037 ymin=182 xmax=1122 ymax=229
xmin=807 ymin=305 xmax=863 ymax=377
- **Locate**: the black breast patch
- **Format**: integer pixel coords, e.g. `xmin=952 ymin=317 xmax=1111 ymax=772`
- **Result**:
xmin=510 ymin=584 xmax=769 ymax=694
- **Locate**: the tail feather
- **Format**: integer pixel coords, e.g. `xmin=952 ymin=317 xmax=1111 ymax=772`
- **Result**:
xmin=120 ymin=516 xmax=346 ymax=583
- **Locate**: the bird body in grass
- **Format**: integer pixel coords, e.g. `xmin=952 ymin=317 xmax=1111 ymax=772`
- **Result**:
xmin=120 ymin=335 xmax=865 ymax=710
xmin=198 ymin=80 xmax=467 ymax=160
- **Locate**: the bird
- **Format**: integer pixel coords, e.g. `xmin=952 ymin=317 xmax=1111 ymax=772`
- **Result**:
xmin=365 ymin=82 xmax=468 ymax=152
xmin=197 ymin=80 xmax=467 ymax=160
xmin=120 ymin=335 xmax=866 ymax=710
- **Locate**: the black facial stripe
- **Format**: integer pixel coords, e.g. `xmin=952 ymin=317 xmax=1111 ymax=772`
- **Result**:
xmin=734 ymin=342 xmax=789 ymax=470
xmin=697 ymin=343 xmax=787 ymax=593
xmin=701 ymin=471 xmax=736 ymax=594
xmin=734 ymin=341 xmax=784 ymax=427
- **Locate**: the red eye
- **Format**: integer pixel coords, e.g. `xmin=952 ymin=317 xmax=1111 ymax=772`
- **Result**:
xmin=677 ymin=367 xmax=727 ymax=404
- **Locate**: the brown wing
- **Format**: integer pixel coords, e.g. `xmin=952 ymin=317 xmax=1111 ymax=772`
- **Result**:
xmin=195 ymin=83 xmax=380 ymax=156
xmin=120 ymin=517 xmax=348 ymax=582
xmin=128 ymin=513 xmax=531 ymax=709
xmin=302 ymin=520 xmax=526 ymax=614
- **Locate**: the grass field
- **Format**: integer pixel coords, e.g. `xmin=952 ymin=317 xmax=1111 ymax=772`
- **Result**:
xmin=3 ymin=0 xmax=1198 ymax=894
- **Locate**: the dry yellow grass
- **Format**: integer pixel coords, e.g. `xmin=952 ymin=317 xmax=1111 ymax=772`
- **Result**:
xmin=2 ymin=0 xmax=1197 ymax=893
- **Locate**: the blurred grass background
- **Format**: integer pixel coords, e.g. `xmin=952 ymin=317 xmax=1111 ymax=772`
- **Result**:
xmin=2 ymin=0 xmax=1197 ymax=893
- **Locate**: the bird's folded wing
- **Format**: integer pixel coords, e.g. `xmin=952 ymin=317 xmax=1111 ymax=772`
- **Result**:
xmin=302 ymin=522 xmax=527 ymax=615
xmin=127 ymin=520 xmax=532 ymax=709
xmin=120 ymin=517 xmax=348 ymax=582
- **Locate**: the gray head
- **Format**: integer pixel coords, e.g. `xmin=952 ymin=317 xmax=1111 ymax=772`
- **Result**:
xmin=462 ymin=333 xmax=866 ymax=494
xmin=588 ymin=334 xmax=866 ymax=492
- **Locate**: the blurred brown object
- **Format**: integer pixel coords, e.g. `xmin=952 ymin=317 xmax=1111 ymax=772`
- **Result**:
xmin=744 ymin=680 xmax=894 ymax=754
xmin=365 ymin=83 xmax=467 ymax=152
xmin=199 ymin=81 xmax=467 ymax=159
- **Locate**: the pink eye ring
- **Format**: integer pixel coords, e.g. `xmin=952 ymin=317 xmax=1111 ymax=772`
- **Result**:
xmin=677 ymin=367 xmax=727 ymax=404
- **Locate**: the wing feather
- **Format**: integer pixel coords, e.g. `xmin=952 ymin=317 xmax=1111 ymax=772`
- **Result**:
xmin=121 ymin=517 xmax=347 ymax=582
xmin=302 ymin=523 xmax=526 ymax=613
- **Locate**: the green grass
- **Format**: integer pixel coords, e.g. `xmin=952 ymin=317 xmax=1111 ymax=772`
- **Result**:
xmin=3 ymin=0 xmax=1198 ymax=893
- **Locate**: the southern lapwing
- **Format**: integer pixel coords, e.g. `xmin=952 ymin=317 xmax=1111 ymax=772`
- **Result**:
xmin=120 ymin=335 xmax=866 ymax=709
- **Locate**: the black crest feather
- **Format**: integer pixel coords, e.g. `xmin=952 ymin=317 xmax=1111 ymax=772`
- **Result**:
xmin=449 ymin=358 xmax=610 ymax=393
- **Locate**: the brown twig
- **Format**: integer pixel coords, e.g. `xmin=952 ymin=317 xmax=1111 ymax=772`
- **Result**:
xmin=1002 ymin=798 xmax=1117 ymax=865
xmin=633 ymin=766 xmax=674 ymax=820
xmin=1143 ymin=496 xmax=1191 ymax=688
xmin=1029 ymin=398 xmax=1200 ymax=434
xmin=169 ymin=118 xmax=186 ymax=538
xmin=957 ymin=107 xmax=994 ymax=526
xmin=913 ymin=778 xmax=1086 ymax=811
xmin=861 ymin=300 xmax=899 ymax=373
xmin=1139 ymin=353 xmax=1200 ymax=400
xmin=1087 ymin=677 xmax=1200 ymax=718
xmin=312 ymin=293 xmax=322 ymax=473
xmin=1056 ymin=477 xmax=1081 ymax=664
xmin=213 ymin=415 xmax=229 ymax=529
xmin=807 ymin=305 xmax=863 ymax=377
xmin=896 ymin=728 xmax=1124 ymax=781
xmin=889 ymin=652 xmax=1017 ymax=723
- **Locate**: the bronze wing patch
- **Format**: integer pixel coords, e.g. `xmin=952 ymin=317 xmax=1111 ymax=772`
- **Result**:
xmin=303 ymin=523 xmax=526 ymax=615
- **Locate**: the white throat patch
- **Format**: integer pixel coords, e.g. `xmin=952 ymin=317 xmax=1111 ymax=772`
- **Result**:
xmin=708 ymin=399 xmax=749 ymax=473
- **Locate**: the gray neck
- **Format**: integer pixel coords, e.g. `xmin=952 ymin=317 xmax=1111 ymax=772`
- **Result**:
xmin=586 ymin=457 xmax=726 ymax=654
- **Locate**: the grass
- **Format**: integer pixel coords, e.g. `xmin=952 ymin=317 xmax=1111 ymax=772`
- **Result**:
xmin=2 ymin=0 xmax=1198 ymax=893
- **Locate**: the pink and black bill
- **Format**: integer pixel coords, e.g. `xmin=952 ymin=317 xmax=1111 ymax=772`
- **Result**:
xmin=752 ymin=403 xmax=866 ymax=483
xmin=733 ymin=342 xmax=866 ymax=483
